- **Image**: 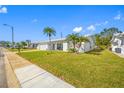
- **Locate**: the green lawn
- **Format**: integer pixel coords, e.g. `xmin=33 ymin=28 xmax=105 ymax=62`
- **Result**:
xmin=8 ymin=48 xmax=37 ymax=52
xmin=18 ymin=50 xmax=124 ymax=88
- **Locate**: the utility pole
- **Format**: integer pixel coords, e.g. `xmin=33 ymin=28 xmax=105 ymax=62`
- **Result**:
xmin=3 ymin=24 xmax=14 ymax=48
xmin=61 ymin=32 xmax=63 ymax=39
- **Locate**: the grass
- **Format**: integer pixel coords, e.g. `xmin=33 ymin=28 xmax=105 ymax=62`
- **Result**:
xmin=18 ymin=49 xmax=124 ymax=88
xmin=8 ymin=48 xmax=37 ymax=52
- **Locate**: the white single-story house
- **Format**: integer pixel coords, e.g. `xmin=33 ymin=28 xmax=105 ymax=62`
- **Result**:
xmin=37 ymin=38 xmax=67 ymax=51
xmin=111 ymin=32 xmax=124 ymax=55
xmin=36 ymin=36 xmax=96 ymax=53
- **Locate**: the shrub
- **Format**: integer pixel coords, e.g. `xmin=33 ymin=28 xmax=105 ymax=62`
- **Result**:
xmin=68 ymin=48 xmax=77 ymax=53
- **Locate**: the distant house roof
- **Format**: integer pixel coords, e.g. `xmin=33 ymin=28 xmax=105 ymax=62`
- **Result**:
xmin=31 ymin=35 xmax=96 ymax=44
xmin=111 ymin=32 xmax=124 ymax=42
xmin=114 ymin=32 xmax=124 ymax=37
xmin=32 ymin=38 xmax=66 ymax=44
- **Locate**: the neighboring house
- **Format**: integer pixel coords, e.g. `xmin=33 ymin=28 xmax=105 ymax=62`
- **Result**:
xmin=36 ymin=38 xmax=68 ymax=51
xmin=30 ymin=42 xmax=38 ymax=49
xmin=111 ymin=32 xmax=124 ymax=54
xmin=25 ymin=40 xmax=31 ymax=48
xmin=36 ymin=36 xmax=95 ymax=53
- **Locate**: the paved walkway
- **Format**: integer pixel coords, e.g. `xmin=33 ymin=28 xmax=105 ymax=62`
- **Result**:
xmin=113 ymin=52 xmax=124 ymax=58
xmin=3 ymin=48 xmax=74 ymax=88
xmin=14 ymin=49 xmax=39 ymax=54
xmin=0 ymin=48 xmax=7 ymax=88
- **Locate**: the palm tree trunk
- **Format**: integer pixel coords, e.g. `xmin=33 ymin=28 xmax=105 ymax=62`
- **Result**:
xmin=73 ymin=41 xmax=75 ymax=49
xmin=73 ymin=41 xmax=77 ymax=53
xmin=49 ymin=35 xmax=51 ymax=50
xmin=78 ymin=42 xmax=81 ymax=53
xmin=89 ymin=42 xmax=92 ymax=50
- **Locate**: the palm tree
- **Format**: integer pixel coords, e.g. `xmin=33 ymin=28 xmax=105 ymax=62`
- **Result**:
xmin=43 ymin=27 xmax=56 ymax=50
xmin=66 ymin=33 xmax=79 ymax=49
xmin=77 ymin=36 xmax=89 ymax=47
xmin=77 ymin=36 xmax=89 ymax=52
xmin=16 ymin=42 xmax=22 ymax=53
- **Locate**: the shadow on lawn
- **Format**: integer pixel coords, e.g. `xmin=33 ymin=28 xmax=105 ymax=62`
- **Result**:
xmin=85 ymin=48 xmax=104 ymax=55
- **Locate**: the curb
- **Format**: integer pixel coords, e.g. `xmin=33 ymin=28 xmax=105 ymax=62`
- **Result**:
xmin=4 ymin=51 xmax=21 ymax=88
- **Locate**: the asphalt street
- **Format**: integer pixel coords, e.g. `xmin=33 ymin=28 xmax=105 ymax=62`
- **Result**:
xmin=0 ymin=47 xmax=7 ymax=88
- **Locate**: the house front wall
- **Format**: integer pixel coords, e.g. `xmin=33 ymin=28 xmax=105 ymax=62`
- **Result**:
xmin=121 ymin=46 xmax=124 ymax=54
xmin=112 ymin=46 xmax=124 ymax=54
xmin=36 ymin=37 xmax=95 ymax=52
xmin=78 ymin=42 xmax=94 ymax=53
xmin=37 ymin=41 xmax=66 ymax=51
xmin=37 ymin=44 xmax=49 ymax=50
xmin=111 ymin=37 xmax=124 ymax=55
xmin=63 ymin=42 xmax=68 ymax=51
xmin=111 ymin=45 xmax=117 ymax=52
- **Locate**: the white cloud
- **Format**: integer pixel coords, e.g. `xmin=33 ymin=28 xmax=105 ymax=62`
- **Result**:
xmin=84 ymin=34 xmax=91 ymax=37
xmin=87 ymin=25 xmax=95 ymax=31
xmin=95 ymin=21 xmax=108 ymax=26
xmin=73 ymin=26 xmax=83 ymax=33
xmin=103 ymin=21 xmax=108 ymax=25
xmin=114 ymin=14 xmax=121 ymax=20
xmin=86 ymin=21 xmax=108 ymax=33
xmin=32 ymin=19 xmax=38 ymax=23
xmin=95 ymin=23 xmax=101 ymax=26
xmin=0 ymin=6 xmax=7 ymax=13
xmin=114 ymin=11 xmax=122 ymax=20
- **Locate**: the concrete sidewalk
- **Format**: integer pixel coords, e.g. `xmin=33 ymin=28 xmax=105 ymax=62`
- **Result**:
xmin=113 ymin=52 xmax=124 ymax=58
xmin=3 ymin=48 xmax=74 ymax=88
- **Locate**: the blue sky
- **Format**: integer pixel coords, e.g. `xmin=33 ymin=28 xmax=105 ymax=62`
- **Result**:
xmin=0 ymin=5 xmax=124 ymax=42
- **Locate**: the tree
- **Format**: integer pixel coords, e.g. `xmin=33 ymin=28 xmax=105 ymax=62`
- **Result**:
xmin=95 ymin=27 xmax=122 ymax=49
xmin=26 ymin=40 xmax=31 ymax=48
xmin=6 ymin=41 xmax=11 ymax=48
xmin=20 ymin=41 xmax=27 ymax=49
xmin=76 ymin=36 xmax=89 ymax=52
xmin=66 ymin=33 xmax=79 ymax=50
xmin=100 ymin=27 xmax=122 ymax=38
xmin=95 ymin=34 xmax=101 ymax=47
xmin=43 ymin=27 xmax=56 ymax=50
xmin=0 ymin=41 xmax=11 ymax=48
xmin=16 ymin=42 xmax=22 ymax=53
